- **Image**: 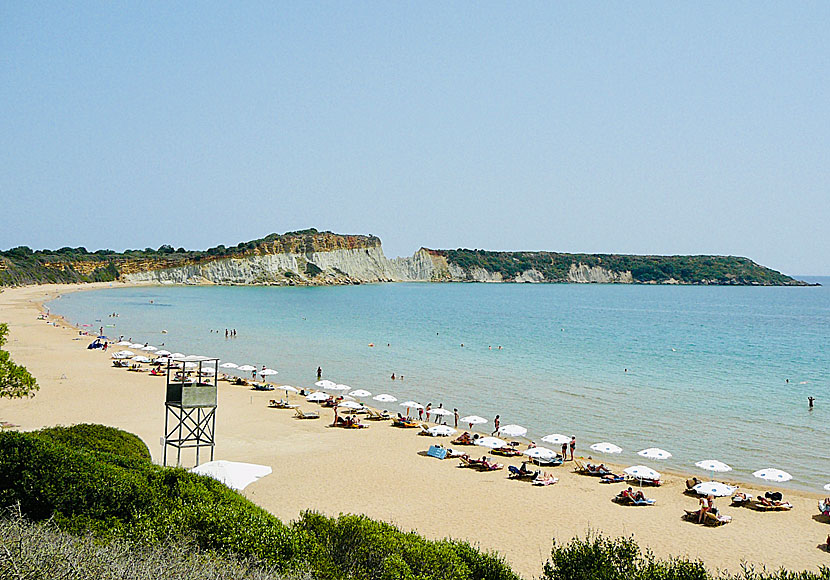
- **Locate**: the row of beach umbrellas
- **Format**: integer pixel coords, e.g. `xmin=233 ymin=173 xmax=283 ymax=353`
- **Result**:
xmin=109 ymin=344 xmax=807 ymax=492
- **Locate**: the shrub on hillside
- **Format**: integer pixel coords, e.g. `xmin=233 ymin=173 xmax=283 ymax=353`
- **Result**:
xmin=35 ymin=423 xmax=152 ymax=461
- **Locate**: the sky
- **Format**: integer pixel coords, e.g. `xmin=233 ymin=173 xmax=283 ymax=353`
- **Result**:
xmin=1 ymin=3 xmax=828 ymax=275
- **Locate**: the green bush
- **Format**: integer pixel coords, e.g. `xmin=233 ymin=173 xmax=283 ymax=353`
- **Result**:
xmin=35 ymin=424 xmax=152 ymax=461
xmin=0 ymin=428 xmax=517 ymax=580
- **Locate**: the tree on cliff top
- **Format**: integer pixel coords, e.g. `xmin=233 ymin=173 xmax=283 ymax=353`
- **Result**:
xmin=0 ymin=323 xmax=39 ymax=399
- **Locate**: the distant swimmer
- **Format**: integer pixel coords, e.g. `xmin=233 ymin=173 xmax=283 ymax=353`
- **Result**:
xmin=317 ymin=366 xmax=322 ymax=380
xmin=809 ymin=396 xmax=815 ymax=409
xmin=368 ymin=343 xmax=374 ymax=347
xmin=391 ymin=373 xmax=396 ymax=380
xmin=786 ymin=379 xmax=789 ymax=383
xmin=460 ymin=343 xmax=464 ymax=347
xmin=624 ymin=368 xmax=628 ymax=373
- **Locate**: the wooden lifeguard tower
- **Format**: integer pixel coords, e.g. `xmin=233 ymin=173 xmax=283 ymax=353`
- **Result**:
xmin=163 ymin=356 xmax=219 ymax=467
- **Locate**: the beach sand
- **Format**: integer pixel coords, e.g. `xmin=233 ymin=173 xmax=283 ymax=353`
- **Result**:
xmin=1 ymin=283 xmax=827 ymax=578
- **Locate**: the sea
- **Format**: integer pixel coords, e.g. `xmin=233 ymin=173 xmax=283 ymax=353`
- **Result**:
xmin=49 ymin=277 xmax=830 ymax=490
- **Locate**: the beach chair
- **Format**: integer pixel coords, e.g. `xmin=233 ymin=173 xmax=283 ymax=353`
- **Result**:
xmin=531 ymin=455 xmax=564 ymax=467
xmin=451 ymin=433 xmax=475 ymax=445
xmin=492 ymin=446 xmax=522 ymax=457
xmin=731 ymin=493 xmax=753 ymax=506
xmin=269 ymin=400 xmax=299 ymax=409
xmin=613 ymin=493 xmax=655 ymax=506
xmin=365 ymin=408 xmax=390 ymax=420
xmin=294 ymin=409 xmax=320 ymax=419
xmin=392 ymin=418 xmax=419 ymax=428
xmin=573 ymin=460 xmax=588 ymax=473
xmin=753 ymin=499 xmax=793 ymax=511
xmin=703 ymin=511 xmax=732 ymax=526
xmin=427 ymin=445 xmax=448 ymax=460
xmin=480 ymin=458 xmax=504 ymax=471
xmin=508 ymin=465 xmax=538 ymax=480
xmin=532 ymin=473 xmax=558 ymax=486
xmin=418 ymin=423 xmax=432 ymax=436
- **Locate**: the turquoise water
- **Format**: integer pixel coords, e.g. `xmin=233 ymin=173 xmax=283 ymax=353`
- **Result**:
xmin=50 ymin=280 xmax=830 ymax=490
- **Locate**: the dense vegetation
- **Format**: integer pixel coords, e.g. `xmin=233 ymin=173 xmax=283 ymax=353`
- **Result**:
xmin=0 ymin=425 xmax=826 ymax=579
xmin=441 ymin=249 xmax=802 ymax=285
xmin=0 ymin=322 xmax=39 ymax=399
xmin=0 ymin=427 xmax=517 ymax=580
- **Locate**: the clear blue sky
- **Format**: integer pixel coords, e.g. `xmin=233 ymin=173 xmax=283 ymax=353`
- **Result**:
xmin=2 ymin=3 xmax=828 ymax=275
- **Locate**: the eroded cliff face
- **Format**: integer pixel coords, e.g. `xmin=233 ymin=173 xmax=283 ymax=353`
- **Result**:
xmin=122 ymin=247 xmax=441 ymax=285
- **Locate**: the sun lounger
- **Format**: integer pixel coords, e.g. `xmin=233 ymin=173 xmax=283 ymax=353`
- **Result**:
xmin=252 ymin=383 xmax=274 ymax=391
xmin=683 ymin=509 xmax=732 ymax=526
xmin=418 ymin=423 xmax=432 ymax=435
xmin=530 ymin=455 xmax=564 ymax=467
xmin=573 ymin=460 xmax=588 ymax=473
xmin=392 ymin=418 xmax=419 ymax=428
xmin=613 ymin=493 xmax=655 ymax=506
xmin=731 ymin=493 xmax=753 ymax=506
xmin=365 ymin=408 xmax=390 ymax=420
xmin=625 ymin=475 xmax=661 ymax=486
xmin=491 ymin=446 xmax=522 ymax=457
xmin=451 ymin=433 xmax=475 ymax=445
xmin=753 ymin=499 xmax=793 ymax=511
xmin=294 ymin=409 xmax=320 ymax=419
xmin=600 ymin=474 xmax=625 ymax=483
xmin=532 ymin=473 xmax=558 ymax=486
xmin=427 ymin=445 xmax=448 ymax=460
xmin=480 ymin=459 xmax=504 ymax=471
xmin=508 ymin=465 xmax=539 ymax=480
xmin=269 ymin=400 xmax=299 ymax=409
xmin=459 ymin=456 xmax=483 ymax=469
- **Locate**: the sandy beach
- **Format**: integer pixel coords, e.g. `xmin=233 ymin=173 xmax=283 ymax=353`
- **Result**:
xmin=1 ymin=282 xmax=828 ymax=578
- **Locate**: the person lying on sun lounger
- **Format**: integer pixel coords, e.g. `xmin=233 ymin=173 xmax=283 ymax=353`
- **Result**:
xmin=451 ymin=432 xmax=475 ymax=445
xmin=532 ymin=472 xmax=558 ymax=486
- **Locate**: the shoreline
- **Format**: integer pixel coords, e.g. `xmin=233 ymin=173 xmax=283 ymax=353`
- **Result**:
xmin=2 ymin=282 xmax=829 ymax=577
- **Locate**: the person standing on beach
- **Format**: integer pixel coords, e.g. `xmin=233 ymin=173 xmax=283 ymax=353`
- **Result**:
xmin=317 ymin=366 xmax=322 ymax=380
xmin=492 ymin=415 xmax=500 ymax=435
xmin=561 ymin=442 xmax=568 ymax=460
xmin=569 ymin=436 xmax=576 ymax=461
xmin=453 ymin=408 xmax=459 ymax=428
xmin=425 ymin=403 xmax=432 ymax=422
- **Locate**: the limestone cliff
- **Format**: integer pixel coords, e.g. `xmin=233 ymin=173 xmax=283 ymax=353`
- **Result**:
xmin=0 ymin=229 xmax=808 ymax=286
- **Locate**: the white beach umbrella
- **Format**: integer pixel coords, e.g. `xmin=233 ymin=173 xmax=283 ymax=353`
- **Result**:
xmin=695 ymin=459 xmax=732 ymax=480
xmin=460 ymin=415 xmax=487 ymax=426
xmin=498 ymin=424 xmax=528 ymax=438
xmin=638 ymin=448 xmax=672 ymax=460
xmin=400 ymin=401 xmax=423 ymax=410
xmin=430 ymin=408 xmax=454 ymax=424
xmin=541 ymin=434 xmax=571 ymax=445
xmin=281 ymin=385 xmax=299 ymax=396
xmin=338 ymin=401 xmax=364 ymax=410
xmin=191 ymin=460 xmax=272 ymax=491
xmin=349 ymin=389 xmax=372 ymax=398
xmin=524 ymin=447 xmax=558 ymax=461
xmin=141 ymin=345 xmax=158 ymax=352
xmin=590 ymin=442 xmax=623 ymax=454
xmin=475 ymin=436 xmax=508 ymax=449
xmin=198 ymin=367 xmax=216 ymax=375
xmin=220 ymin=362 xmax=239 ymax=369
xmin=315 ymin=380 xmax=336 ymax=388
xmin=131 ymin=355 xmax=151 ymax=362
xmin=171 ymin=352 xmax=185 ymax=358
xmin=129 ymin=343 xmax=145 ymax=349
xmin=624 ymin=465 xmax=661 ymax=481
xmin=237 ymin=365 xmax=256 ymax=372
xmin=373 ymin=394 xmax=397 ymax=403
xmin=330 ymin=383 xmax=351 ymax=391
xmin=823 ymin=483 xmax=830 ymax=491
xmin=117 ymin=340 xmax=132 ymax=346
xmin=692 ymin=481 xmax=737 ymax=497
xmin=306 ymin=392 xmax=329 ymax=402
xmin=155 ymin=357 xmax=170 ymax=364
xmin=260 ymin=368 xmax=278 ymax=376
xmin=183 ymin=362 xmax=198 ymax=370
xmin=112 ymin=350 xmax=133 ymax=358
xmin=752 ymin=468 xmax=793 ymax=483
xmin=427 ymin=425 xmax=456 ymax=437
xmin=155 ymin=350 xmax=171 ymax=356
xmin=189 ymin=355 xmax=211 ymax=360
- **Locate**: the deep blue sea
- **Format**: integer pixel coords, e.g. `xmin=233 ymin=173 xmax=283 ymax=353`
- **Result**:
xmin=50 ymin=278 xmax=830 ymax=490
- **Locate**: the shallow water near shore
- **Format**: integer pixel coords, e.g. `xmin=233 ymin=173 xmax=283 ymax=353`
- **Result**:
xmin=50 ymin=279 xmax=829 ymax=490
